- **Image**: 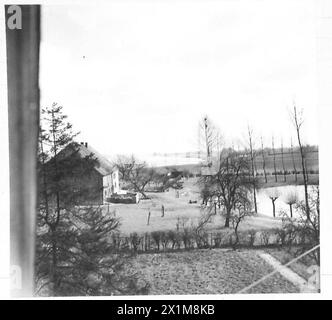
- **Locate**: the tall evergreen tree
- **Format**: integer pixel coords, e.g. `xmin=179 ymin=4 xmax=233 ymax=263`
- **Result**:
xmin=36 ymin=103 xmax=148 ymax=296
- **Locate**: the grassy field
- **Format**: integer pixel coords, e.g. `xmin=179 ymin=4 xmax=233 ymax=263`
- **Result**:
xmin=105 ymin=179 xmax=282 ymax=235
xmin=102 ymin=179 xmax=315 ymax=295
xmin=132 ymin=248 xmax=299 ymax=294
xmin=265 ymin=248 xmax=318 ymax=281
xmin=254 ymin=149 xmax=318 ymax=173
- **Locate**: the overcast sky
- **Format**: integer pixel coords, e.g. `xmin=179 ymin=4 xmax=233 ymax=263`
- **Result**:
xmin=40 ymin=0 xmax=319 ymax=158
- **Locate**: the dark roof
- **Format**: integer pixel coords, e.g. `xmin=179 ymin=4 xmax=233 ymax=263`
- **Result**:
xmin=56 ymin=142 xmax=114 ymax=176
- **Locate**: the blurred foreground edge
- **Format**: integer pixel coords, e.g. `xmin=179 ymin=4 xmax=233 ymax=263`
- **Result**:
xmin=5 ymin=5 xmax=41 ymax=297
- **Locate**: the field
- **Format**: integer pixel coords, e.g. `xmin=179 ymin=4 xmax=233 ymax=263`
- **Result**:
xmin=257 ymin=173 xmax=318 ymax=188
xmin=105 ymin=178 xmax=316 ymax=295
xmin=132 ymin=248 xmax=299 ymax=294
xmin=158 ymin=149 xmax=319 ymax=176
xmin=254 ymin=149 xmax=319 ymax=173
xmin=265 ymin=248 xmax=318 ymax=281
xmin=106 ymin=178 xmax=282 ymax=235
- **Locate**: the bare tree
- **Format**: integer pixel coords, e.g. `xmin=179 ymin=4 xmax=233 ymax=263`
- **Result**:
xmin=272 ymin=135 xmax=278 ymax=183
xmin=152 ymin=172 xmax=183 ymax=192
xmin=292 ymin=104 xmax=310 ymax=219
xmin=267 ymin=188 xmax=280 ymax=218
xmin=290 ymin=137 xmax=298 ymax=183
xmin=199 ymin=115 xmax=222 ymax=167
xmin=247 ymin=126 xmax=257 ymax=213
xmin=231 ymin=191 xmax=253 ymax=248
xmin=114 ymin=155 xmax=136 ymax=181
xmin=128 ymin=164 xmax=156 ymax=199
xmin=280 ymin=138 xmax=287 ymax=182
xmin=261 ymin=136 xmax=268 ymax=183
xmin=195 ymin=206 xmax=216 ymax=233
xmin=202 ymin=150 xmax=254 ymax=228
xmin=284 ymin=191 xmax=298 ymax=218
xmin=282 ymin=186 xmax=320 ymax=265
xmin=114 ymin=156 xmax=155 ymax=199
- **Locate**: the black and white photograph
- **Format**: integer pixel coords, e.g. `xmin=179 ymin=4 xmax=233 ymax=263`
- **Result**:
xmin=1 ymin=0 xmax=332 ymax=301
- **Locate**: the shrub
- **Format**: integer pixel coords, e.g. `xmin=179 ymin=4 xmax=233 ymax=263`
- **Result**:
xmin=247 ymin=230 xmax=256 ymax=247
xmin=129 ymin=232 xmax=141 ymax=252
xmin=160 ymin=231 xmax=170 ymax=250
xmin=193 ymin=230 xmax=210 ymax=249
xmin=181 ymin=228 xmax=194 ymax=249
xmin=213 ymin=233 xmax=222 ymax=248
xmin=275 ymin=229 xmax=287 ymax=246
xmin=167 ymin=230 xmax=181 ymax=249
xmin=260 ymin=231 xmax=270 ymax=246
xmin=151 ymin=231 xmax=162 ymax=251
xmin=281 ymin=186 xmax=320 ymax=265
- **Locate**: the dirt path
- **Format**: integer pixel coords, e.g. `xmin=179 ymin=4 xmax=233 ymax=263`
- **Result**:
xmin=258 ymin=251 xmax=314 ymax=292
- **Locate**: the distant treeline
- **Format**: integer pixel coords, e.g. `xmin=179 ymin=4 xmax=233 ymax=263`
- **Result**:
xmin=154 ymin=145 xmax=319 ymax=178
xmin=251 ymin=145 xmax=318 ymax=174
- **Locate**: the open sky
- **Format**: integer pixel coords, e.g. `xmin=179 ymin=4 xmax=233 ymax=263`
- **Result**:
xmin=40 ymin=0 xmax=319 ymax=159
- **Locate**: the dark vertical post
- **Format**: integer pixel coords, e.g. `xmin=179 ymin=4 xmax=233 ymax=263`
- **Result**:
xmin=5 ymin=5 xmax=41 ymax=297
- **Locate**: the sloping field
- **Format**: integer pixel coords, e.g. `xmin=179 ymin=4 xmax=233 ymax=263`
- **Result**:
xmin=133 ymin=249 xmax=299 ymax=294
xmin=153 ymin=149 xmax=319 ymax=175
xmin=255 ymin=149 xmax=319 ymax=173
xmin=106 ymin=184 xmax=281 ymax=235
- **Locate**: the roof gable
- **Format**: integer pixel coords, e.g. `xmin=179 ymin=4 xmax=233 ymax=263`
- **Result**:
xmin=56 ymin=142 xmax=114 ymax=176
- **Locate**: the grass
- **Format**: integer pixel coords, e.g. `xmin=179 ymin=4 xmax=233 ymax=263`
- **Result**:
xmin=254 ymin=149 xmax=318 ymax=173
xmin=257 ymin=173 xmax=319 ymax=188
xmin=131 ymin=248 xmax=299 ymax=294
xmin=103 ymin=174 xmax=319 ymax=235
xmin=104 ymin=178 xmax=282 ymax=235
xmin=265 ymin=248 xmax=318 ymax=281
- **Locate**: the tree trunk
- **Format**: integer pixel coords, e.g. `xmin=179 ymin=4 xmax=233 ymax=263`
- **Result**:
xmin=298 ymin=141 xmax=309 ymax=219
xmin=289 ymin=204 xmax=293 ymax=218
xmin=140 ymin=190 xmax=148 ymax=199
xmin=233 ymin=224 xmax=240 ymax=249
xmin=281 ymin=141 xmax=286 ymax=182
xmin=262 ymin=154 xmax=267 ymax=183
xmin=50 ymin=229 xmax=58 ymax=295
xmin=272 ymin=200 xmax=276 ymax=218
xmin=291 ymin=142 xmax=298 ymax=183
xmin=293 ymin=106 xmax=310 ymax=220
xmin=261 ymin=137 xmax=268 ymax=183
xmin=272 ymin=137 xmax=278 ymax=183
xmin=253 ymin=188 xmax=257 ymax=213
xmin=248 ymin=128 xmax=257 ymax=213
xmin=224 ymin=207 xmax=231 ymax=228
